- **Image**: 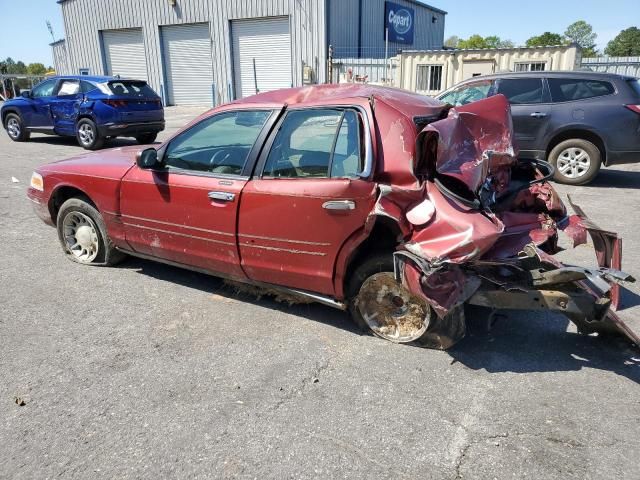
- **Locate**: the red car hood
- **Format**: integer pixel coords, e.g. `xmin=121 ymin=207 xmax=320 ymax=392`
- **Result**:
xmin=39 ymin=145 xmax=139 ymax=179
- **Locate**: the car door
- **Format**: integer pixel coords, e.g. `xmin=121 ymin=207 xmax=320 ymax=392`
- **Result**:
xmin=237 ymin=106 xmax=377 ymax=296
xmin=494 ymin=77 xmax=551 ymax=158
xmin=22 ymin=79 xmax=58 ymax=128
xmin=49 ymin=79 xmax=82 ymax=135
xmin=120 ymin=109 xmax=276 ymax=279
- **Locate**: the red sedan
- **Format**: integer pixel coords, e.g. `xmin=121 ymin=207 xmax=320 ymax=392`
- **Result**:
xmin=27 ymin=84 xmax=638 ymax=349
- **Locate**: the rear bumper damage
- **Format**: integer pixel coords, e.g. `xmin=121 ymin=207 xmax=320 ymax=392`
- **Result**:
xmin=379 ymin=94 xmax=637 ymax=350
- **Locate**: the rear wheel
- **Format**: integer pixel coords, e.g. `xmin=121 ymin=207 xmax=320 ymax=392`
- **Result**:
xmin=347 ymin=255 xmax=433 ymax=344
xmin=549 ymin=139 xmax=601 ymax=185
xmin=56 ymin=197 xmax=125 ymax=266
xmin=135 ymin=132 xmax=158 ymax=144
xmin=4 ymin=113 xmax=30 ymax=142
xmin=76 ymin=118 xmax=104 ymax=150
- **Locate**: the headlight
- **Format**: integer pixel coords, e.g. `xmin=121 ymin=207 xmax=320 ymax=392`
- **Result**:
xmin=30 ymin=172 xmax=44 ymax=191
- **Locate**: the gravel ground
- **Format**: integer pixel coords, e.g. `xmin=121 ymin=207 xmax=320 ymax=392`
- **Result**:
xmin=1 ymin=106 xmax=639 ymax=479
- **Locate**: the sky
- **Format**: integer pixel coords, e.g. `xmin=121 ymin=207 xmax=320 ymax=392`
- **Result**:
xmin=0 ymin=0 xmax=638 ymax=66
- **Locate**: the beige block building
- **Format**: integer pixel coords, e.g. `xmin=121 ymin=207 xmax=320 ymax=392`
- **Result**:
xmin=396 ymin=44 xmax=582 ymax=95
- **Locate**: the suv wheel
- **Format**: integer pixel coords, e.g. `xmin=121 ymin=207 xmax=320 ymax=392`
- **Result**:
xmin=4 ymin=113 xmax=30 ymax=142
xmin=76 ymin=118 xmax=104 ymax=150
xmin=347 ymin=254 xmax=433 ymax=344
xmin=135 ymin=133 xmax=158 ymax=144
xmin=549 ymin=139 xmax=601 ymax=185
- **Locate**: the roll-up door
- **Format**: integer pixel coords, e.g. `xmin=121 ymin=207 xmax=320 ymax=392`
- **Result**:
xmin=102 ymin=28 xmax=147 ymax=80
xmin=232 ymin=17 xmax=292 ymax=99
xmin=161 ymin=23 xmax=213 ymax=106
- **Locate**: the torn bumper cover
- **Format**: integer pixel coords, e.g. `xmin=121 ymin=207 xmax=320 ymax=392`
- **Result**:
xmin=383 ymin=94 xmax=637 ymax=349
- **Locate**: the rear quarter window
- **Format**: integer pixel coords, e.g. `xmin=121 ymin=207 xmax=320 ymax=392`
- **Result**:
xmin=626 ymin=79 xmax=640 ymax=99
xmin=548 ymin=78 xmax=615 ymax=102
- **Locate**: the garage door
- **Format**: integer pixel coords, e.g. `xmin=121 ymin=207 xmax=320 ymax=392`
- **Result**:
xmin=232 ymin=17 xmax=292 ymax=99
xmin=102 ymin=28 xmax=148 ymax=80
xmin=161 ymin=23 xmax=213 ymax=106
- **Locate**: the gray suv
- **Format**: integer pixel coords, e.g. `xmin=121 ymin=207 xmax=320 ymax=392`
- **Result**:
xmin=436 ymin=72 xmax=640 ymax=185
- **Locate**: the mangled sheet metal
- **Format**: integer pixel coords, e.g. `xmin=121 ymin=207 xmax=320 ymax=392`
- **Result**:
xmin=375 ymin=94 xmax=637 ymax=349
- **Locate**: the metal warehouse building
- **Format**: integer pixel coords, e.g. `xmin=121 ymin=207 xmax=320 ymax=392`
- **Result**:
xmin=51 ymin=0 xmax=446 ymax=105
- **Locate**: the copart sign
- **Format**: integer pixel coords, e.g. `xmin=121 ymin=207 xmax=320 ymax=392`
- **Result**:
xmin=385 ymin=1 xmax=415 ymax=45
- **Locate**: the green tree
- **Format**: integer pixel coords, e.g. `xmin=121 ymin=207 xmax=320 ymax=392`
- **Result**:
xmin=604 ymin=27 xmax=640 ymax=56
xmin=526 ymin=32 xmax=565 ymax=47
xmin=457 ymin=34 xmax=514 ymax=49
xmin=27 ymin=63 xmax=47 ymax=75
xmin=565 ymin=20 xmax=598 ymax=56
xmin=444 ymin=35 xmax=459 ymax=48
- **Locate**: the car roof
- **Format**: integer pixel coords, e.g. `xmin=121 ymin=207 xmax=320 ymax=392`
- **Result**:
xmin=231 ymin=83 xmax=444 ymax=117
xmin=457 ymin=70 xmax=635 ymax=82
xmin=46 ymin=75 xmax=145 ymax=83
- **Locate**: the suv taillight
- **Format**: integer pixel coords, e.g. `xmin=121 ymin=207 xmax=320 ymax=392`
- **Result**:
xmin=103 ymin=99 xmax=127 ymax=108
xmin=625 ymin=104 xmax=640 ymax=114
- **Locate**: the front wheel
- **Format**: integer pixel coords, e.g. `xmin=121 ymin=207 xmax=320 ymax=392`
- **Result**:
xmin=76 ymin=118 xmax=104 ymax=150
xmin=4 ymin=113 xmax=30 ymax=142
xmin=57 ymin=197 xmax=125 ymax=266
xmin=347 ymin=255 xmax=433 ymax=344
xmin=549 ymin=139 xmax=601 ymax=185
xmin=135 ymin=132 xmax=158 ymax=144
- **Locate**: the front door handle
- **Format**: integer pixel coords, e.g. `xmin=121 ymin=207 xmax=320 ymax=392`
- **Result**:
xmin=530 ymin=112 xmax=547 ymax=118
xmin=208 ymin=191 xmax=235 ymax=202
xmin=322 ymin=200 xmax=355 ymax=210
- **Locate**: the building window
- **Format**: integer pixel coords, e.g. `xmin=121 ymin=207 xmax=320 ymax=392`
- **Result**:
xmin=416 ymin=65 xmax=443 ymax=92
xmin=79 ymin=68 xmax=90 ymax=75
xmin=514 ymin=62 xmax=546 ymax=72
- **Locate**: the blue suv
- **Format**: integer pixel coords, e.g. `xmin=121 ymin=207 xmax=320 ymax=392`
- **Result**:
xmin=1 ymin=75 xmax=164 ymax=150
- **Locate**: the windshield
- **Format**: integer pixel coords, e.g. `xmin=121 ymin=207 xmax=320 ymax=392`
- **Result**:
xmin=107 ymin=81 xmax=157 ymax=97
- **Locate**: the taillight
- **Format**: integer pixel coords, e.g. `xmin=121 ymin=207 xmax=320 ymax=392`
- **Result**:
xmin=103 ymin=99 xmax=127 ymax=108
xmin=625 ymin=104 xmax=640 ymax=114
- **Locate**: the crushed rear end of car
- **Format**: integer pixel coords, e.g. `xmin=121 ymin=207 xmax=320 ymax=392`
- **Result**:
xmin=374 ymin=94 xmax=638 ymax=350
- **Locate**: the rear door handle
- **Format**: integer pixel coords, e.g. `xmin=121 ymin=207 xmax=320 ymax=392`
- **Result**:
xmin=530 ymin=112 xmax=547 ymax=118
xmin=322 ymin=200 xmax=355 ymax=210
xmin=208 ymin=191 xmax=235 ymax=202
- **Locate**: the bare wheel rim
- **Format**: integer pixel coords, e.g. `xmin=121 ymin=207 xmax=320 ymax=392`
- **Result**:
xmin=78 ymin=123 xmax=95 ymax=145
xmin=557 ymin=147 xmax=591 ymax=179
xmin=355 ymin=272 xmax=430 ymax=343
xmin=7 ymin=118 xmax=20 ymax=138
xmin=62 ymin=211 xmax=100 ymax=263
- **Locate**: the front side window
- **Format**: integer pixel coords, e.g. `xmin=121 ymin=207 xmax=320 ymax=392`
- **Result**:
xmin=57 ymin=80 xmax=80 ymax=96
xmin=439 ymin=81 xmax=492 ymax=106
xmin=548 ymin=78 xmax=615 ymax=102
xmin=164 ymin=110 xmax=271 ymax=175
xmin=496 ymin=78 xmax=543 ymax=104
xmin=263 ymin=109 xmax=362 ymax=178
xmin=31 ymin=79 xmax=57 ymax=98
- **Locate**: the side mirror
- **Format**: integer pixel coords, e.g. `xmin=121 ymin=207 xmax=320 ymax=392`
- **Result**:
xmin=21 ymin=90 xmax=31 ymax=98
xmin=136 ymin=148 xmax=160 ymax=169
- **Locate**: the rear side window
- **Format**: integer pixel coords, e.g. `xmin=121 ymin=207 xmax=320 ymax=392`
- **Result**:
xmin=107 ymin=81 xmax=156 ymax=97
xmin=548 ymin=78 xmax=615 ymax=102
xmin=496 ymin=78 xmax=544 ymax=104
xmin=263 ymin=109 xmax=362 ymax=178
xmin=625 ymin=79 xmax=640 ymax=99
xmin=81 ymin=81 xmax=96 ymax=94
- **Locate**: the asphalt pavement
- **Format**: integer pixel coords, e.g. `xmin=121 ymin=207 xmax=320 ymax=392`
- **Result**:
xmin=1 ymin=106 xmax=639 ymax=479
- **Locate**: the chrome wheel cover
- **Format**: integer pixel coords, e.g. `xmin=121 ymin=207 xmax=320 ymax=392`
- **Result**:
xmin=356 ymin=272 xmax=430 ymax=343
xmin=557 ymin=147 xmax=591 ymax=179
xmin=7 ymin=118 xmax=20 ymax=139
xmin=62 ymin=211 xmax=100 ymax=263
xmin=78 ymin=123 xmax=95 ymax=146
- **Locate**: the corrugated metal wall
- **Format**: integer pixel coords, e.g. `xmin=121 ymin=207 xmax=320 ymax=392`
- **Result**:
xmin=58 ymin=0 xmax=327 ymax=105
xmin=581 ymin=56 xmax=640 ymax=78
xmin=328 ymin=0 xmax=446 ymax=58
xmin=51 ymin=40 xmax=71 ymax=75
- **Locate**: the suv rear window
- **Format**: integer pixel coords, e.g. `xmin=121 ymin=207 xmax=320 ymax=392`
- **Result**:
xmin=496 ymin=78 xmax=544 ymax=104
xmin=107 ymin=81 xmax=156 ymax=97
xmin=627 ymin=79 xmax=640 ymax=99
xmin=548 ymin=78 xmax=615 ymax=102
